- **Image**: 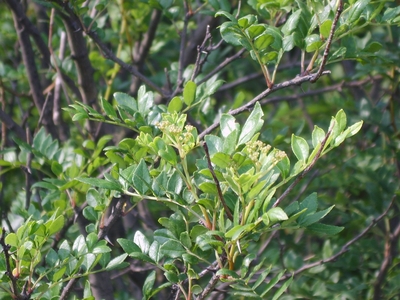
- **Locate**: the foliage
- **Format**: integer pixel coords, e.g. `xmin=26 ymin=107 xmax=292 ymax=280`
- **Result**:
xmin=0 ymin=0 xmax=399 ymax=299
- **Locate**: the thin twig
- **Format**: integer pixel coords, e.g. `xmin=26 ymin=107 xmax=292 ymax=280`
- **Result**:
xmin=279 ymin=196 xmax=396 ymax=281
xmin=203 ymin=142 xmax=233 ymax=221
xmin=59 ymin=277 xmax=77 ymax=300
xmin=310 ymin=0 xmax=343 ymax=82
xmin=191 ymin=25 xmax=212 ymax=82
xmin=198 ymin=71 xmax=330 ymax=140
xmin=197 ymin=48 xmax=246 ymax=85
xmin=195 ymin=273 xmax=220 ymax=300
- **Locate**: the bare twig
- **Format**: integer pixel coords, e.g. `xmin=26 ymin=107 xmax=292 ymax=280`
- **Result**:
xmin=203 ymin=142 xmax=233 ymax=221
xmin=195 ymin=273 xmax=220 ymax=300
xmin=87 ymin=30 xmax=165 ymax=96
xmin=373 ymin=205 xmax=400 ymax=300
xmin=191 ymin=25 xmax=212 ymax=82
xmin=60 ymin=277 xmax=78 ymax=300
xmin=197 ymin=48 xmax=246 ymax=85
xmin=198 ymin=71 xmax=331 ymax=140
xmin=280 ymin=196 xmax=396 ymax=281
xmin=310 ymin=0 xmax=343 ymax=82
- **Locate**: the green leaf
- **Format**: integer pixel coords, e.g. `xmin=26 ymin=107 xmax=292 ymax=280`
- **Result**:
xmin=133 ymin=159 xmax=151 ymax=195
xmin=312 ymin=125 xmax=326 ymax=148
xmin=101 ymin=98 xmax=118 ymax=120
xmin=345 ymin=121 xmax=363 ymax=138
xmin=266 ymin=207 xmax=288 ymax=224
xmin=183 ymin=80 xmax=196 ymax=106
xmin=46 ymin=215 xmax=65 ymax=236
xmin=215 ymin=11 xmax=237 ymax=22
xmin=106 ymin=253 xmax=128 ymax=270
xmin=319 ymin=19 xmax=332 ymax=39
xmin=134 ymin=231 xmax=150 ymax=254
xmin=76 ymin=177 xmax=122 ymax=191
xmin=238 ymin=102 xmax=264 ymax=144
xmin=281 ymin=9 xmax=301 ymax=35
xmin=335 ymin=109 xmax=347 ymax=132
xmin=299 ymin=205 xmax=335 ymax=227
xmin=238 ymin=15 xmax=257 ymax=29
xmin=225 ymin=224 xmax=254 ymax=240
xmin=114 ymin=92 xmax=138 ymax=113
xmin=254 ymin=33 xmax=274 ymax=50
xmin=117 ymin=238 xmax=141 ymax=254
xmin=160 ymin=240 xmax=185 ymax=258
xmin=260 ymin=270 xmax=285 ymax=297
xmin=307 ymin=223 xmax=344 ymax=235
xmin=272 ymin=276 xmax=293 ymax=300
xmin=291 ymin=134 xmax=309 ymax=162
xmin=305 ymin=34 xmax=322 ymax=52
xmin=5 ymin=233 xmax=18 ymax=247
xmin=168 ymin=96 xmax=183 ymax=113
xmin=143 ymin=271 xmax=156 ymax=299
xmin=86 ymin=188 xmax=102 ymax=208
xmin=220 ymin=114 xmax=238 ymax=138
xmin=299 ymin=193 xmax=318 ymax=214
xmin=347 ymin=0 xmax=371 ymax=24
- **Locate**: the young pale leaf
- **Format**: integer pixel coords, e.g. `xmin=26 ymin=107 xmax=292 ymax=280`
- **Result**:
xmin=335 ymin=109 xmax=347 ymax=132
xmin=238 ymin=14 xmax=257 ymax=29
xmin=225 ymin=224 xmax=254 ymax=240
xmin=183 ymin=80 xmax=196 ymax=106
xmin=320 ymin=19 xmax=332 ymax=39
xmin=238 ymin=102 xmax=264 ymax=144
xmin=266 ymin=207 xmax=288 ymax=224
xmin=220 ymin=114 xmax=238 ymax=138
xmin=346 ymin=121 xmax=363 ymax=138
xmin=312 ymin=125 xmax=325 ymax=148
xmin=291 ymin=134 xmax=309 ymax=162
xmin=167 ymin=96 xmax=183 ymax=113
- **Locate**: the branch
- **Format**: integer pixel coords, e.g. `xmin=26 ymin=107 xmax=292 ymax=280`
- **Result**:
xmin=373 ymin=205 xmax=400 ymax=300
xmin=0 ymin=107 xmax=26 ymax=142
xmin=310 ymin=0 xmax=343 ymax=82
xmin=279 ymin=196 xmax=396 ymax=281
xmin=198 ymin=71 xmax=330 ymax=140
xmin=87 ymin=30 xmax=165 ymax=96
xmin=197 ymin=48 xmax=246 ymax=85
xmin=203 ymin=142 xmax=233 ymax=221
xmin=195 ymin=273 xmax=220 ymax=300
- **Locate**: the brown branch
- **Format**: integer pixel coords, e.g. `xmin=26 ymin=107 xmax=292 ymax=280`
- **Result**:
xmin=310 ymin=0 xmax=343 ymax=82
xmin=198 ymin=71 xmax=330 ymax=140
xmin=197 ymin=48 xmax=246 ymax=85
xmin=279 ymin=196 xmax=396 ymax=282
xmin=5 ymin=0 xmax=57 ymax=137
xmin=203 ymin=142 xmax=233 ymax=221
xmin=272 ymin=125 xmax=333 ymax=208
xmin=195 ymin=273 xmax=220 ymax=300
xmin=59 ymin=277 xmax=78 ymax=300
xmin=0 ymin=107 xmax=26 ymax=142
xmin=87 ymin=29 xmax=165 ymax=96
xmin=97 ymin=196 xmax=129 ymax=240
xmin=131 ymin=9 xmax=162 ymax=93
xmin=191 ymin=25 xmax=212 ymax=82
xmin=373 ymin=205 xmax=400 ymax=300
